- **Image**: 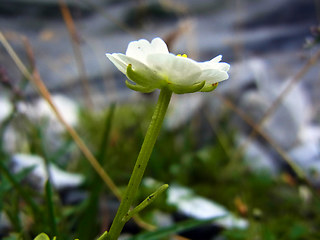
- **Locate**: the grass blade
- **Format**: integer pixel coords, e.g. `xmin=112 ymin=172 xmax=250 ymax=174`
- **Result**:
xmin=45 ymin=180 xmax=57 ymax=237
xmin=129 ymin=215 xmax=226 ymax=240
xmin=0 ymin=156 xmax=40 ymax=217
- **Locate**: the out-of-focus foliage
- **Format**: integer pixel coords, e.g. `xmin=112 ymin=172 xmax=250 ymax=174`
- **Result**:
xmin=1 ymin=99 xmax=320 ymax=239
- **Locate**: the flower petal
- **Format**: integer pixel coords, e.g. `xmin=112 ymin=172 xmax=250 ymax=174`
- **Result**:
xmin=146 ymin=53 xmax=202 ymax=85
xmin=199 ymin=69 xmax=229 ymax=85
xmin=126 ymin=39 xmax=151 ymax=63
xmin=216 ymin=62 xmax=230 ymax=71
xmin=126 ymin=38 xmax=169 ymax=64
xmin=210 ymin=55 xmax=222 ymax=63
xmin=150 ymin=37 xmax=169 ymax=54
xmin=106 ymin=53 xmax=127 ymax=74
xmin=198 ymin=55 xmax=230 ymax=72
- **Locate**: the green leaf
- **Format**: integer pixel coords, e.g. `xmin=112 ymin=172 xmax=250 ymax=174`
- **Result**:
xmin=123 ymin=184 xmax=169 ymax=222
xmin=45 ymin=180 xmax=57 ymax=237
xmin=0 ymin=160 xmax=40 ymax=216
xmin=128 ymin=215 xmax=225 ymax=240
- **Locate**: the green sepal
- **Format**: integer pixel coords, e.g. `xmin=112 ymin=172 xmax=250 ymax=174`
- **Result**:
xmin=168 ymin=81 xmax=205 ymax=94
xmin=125 ymin=80 xmax=155 ymax=93
xmin=126 ymin=64 xmax=162 ymax=88
xmin=200 ymin=82 xmax=219 ymax=92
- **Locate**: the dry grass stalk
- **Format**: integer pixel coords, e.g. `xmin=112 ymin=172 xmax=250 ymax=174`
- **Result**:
xmin=58 ymin=0 xmax=93 ymax=108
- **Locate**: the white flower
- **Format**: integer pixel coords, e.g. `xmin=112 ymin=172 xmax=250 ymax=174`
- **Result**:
xmin=106 ymin=37 xmax=230 ymax=94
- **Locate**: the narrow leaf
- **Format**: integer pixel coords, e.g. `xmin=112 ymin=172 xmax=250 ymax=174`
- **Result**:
xmin=123 ymin=184 xmax=169 ymax=223
xmin=129 ymin=215 xmax=226 ymax=240
xmin=45 ymin=180 xmax=57 ymax=237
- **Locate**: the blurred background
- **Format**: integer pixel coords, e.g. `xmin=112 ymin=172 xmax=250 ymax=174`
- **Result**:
xmin=1 ymin=0 xmax=320 ymax=239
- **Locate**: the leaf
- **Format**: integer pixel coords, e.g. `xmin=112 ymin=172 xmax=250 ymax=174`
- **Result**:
xmin=45 ymin=180 xmax=57 ymax=236
xmin=0 ymin=160 xmax=40 ymax=216
xmin=128 ymin=215 xmax=225 ymax=240
xmin=123 ymin=184 xmax=169 ymax=222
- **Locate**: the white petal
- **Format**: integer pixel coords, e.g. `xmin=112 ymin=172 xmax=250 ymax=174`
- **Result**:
xmin=216 ymin=62 xmax=230 ymax=71
xmin=117 ymin=54 xmax=152 ymax=73
xmin=210 ymin=55 xmax=222 ymax=63
xmin=201 ymin=61 xmax=230 ymax=72
xmin=116 ymin=54 xmax=164 ymax=87
xmin=199 ymin=69 xmax=229 ymax=85
xmin=125 ymin=38 xmax=169 ymax=64
xmin=147 ymin=53 xmax=201 ymax=85
xmin=106 ymin=53 xmax=127 ymax=74
xmin=198 ymin=56 xmax=222 ymax=69
xmin=150 ymin=38 xmax=169 ymax=54
xmin=126 ymin=39 xmax=151 ymax=63
xmin=198 ymin=55 xmax=229 ymax=71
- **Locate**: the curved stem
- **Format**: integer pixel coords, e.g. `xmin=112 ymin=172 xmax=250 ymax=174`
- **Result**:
xmin=101 ymin=88 xmax=172 ymax=240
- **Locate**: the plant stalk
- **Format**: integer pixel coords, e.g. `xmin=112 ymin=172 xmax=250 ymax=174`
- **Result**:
xmin=101 ymin=88 xmax=172 ymax=240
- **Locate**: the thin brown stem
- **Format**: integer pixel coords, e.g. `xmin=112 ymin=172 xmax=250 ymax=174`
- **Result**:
xmin=59 ymin=0 xmax=93 ymax=108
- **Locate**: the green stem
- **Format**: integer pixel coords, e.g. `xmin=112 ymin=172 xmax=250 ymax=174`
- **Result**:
xmin=101 ymin=88 xmax=172 ymax=240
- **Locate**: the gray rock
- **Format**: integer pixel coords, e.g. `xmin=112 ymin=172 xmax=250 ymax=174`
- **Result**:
xmin=210 ymin=55 xmax=318 ymax=177
xmin=165 ymin=93 xmax=204 ymax=130
xmin=289 ymin=125 xmax=320 ymax=184
xmin=17 ymin=94 xmax=79 ymax=134
xmin=237 ymin=135 xmax=279 ymax=175
xmin=298 ymin=125 xmax=320 ymax=144
xmin=167 ymin=185 xmax=248 ymax=229
xmin=11 ymin=153 xmax=84 ymax=190
xmin=236 ymin=55 xmax=313 ymax=150
xmin=289 ymin=141 xmax=320 ymax=184
xmin=238 ymin=90 xmax=299 ymax=150
xmin=227 ymin=58 xmax=304 ymax=150
xmin=0 ymin=97 xmax=12 ymax=123
xmin=2 ymin=126 xmax=21 ymax=153
xmin=1 ymin=94 xmax=80 ymax=153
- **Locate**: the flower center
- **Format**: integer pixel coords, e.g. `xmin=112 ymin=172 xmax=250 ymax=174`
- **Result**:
xmin=177 ymin=54 xmax=188 ymax=58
